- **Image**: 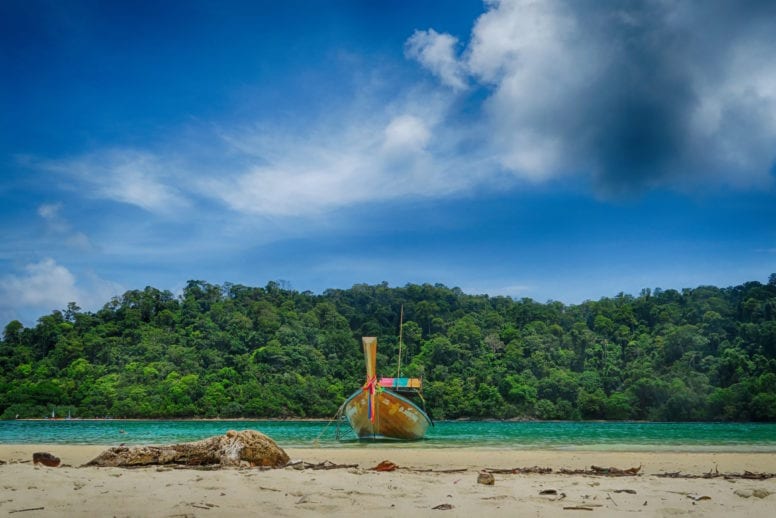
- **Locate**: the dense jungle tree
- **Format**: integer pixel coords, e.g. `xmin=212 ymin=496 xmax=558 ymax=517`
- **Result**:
xmin=1 ymin=277 xmax=775 ymax=421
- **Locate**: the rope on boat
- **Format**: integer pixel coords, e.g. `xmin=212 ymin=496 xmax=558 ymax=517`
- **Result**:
xmin=417 ymin=388 xmax=435 ymax=427
xmin=313 ymin=401 xmax=348 ymax=445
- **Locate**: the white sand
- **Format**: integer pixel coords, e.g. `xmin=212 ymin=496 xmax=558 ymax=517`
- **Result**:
xmin=1 ymin=444 xmax=774 ymax=517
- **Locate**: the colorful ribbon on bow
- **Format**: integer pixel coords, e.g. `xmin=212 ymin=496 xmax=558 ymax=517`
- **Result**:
xmin=362 ymin=376 xmax=379 ymax=422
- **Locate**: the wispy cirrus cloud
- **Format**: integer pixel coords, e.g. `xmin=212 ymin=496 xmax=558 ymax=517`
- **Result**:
xmin=29 ymin=91 xmax=477 ymax=220
xmin=202 ymin=93 xmax=480 ymax=217
xmin=37 ymin=203 xmax=66 ymax=231
xmin=35 ymin=150 xmax=189 ymax=214
xmin=37 ymin=202 xmax=93 ymax=251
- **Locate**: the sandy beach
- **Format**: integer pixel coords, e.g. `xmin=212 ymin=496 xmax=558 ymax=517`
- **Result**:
xmin=1 ymin=444 xmax=774 ymax=517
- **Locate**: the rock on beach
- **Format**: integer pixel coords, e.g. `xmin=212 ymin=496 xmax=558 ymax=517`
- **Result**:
xmin=33 ymin=452 xmax=61 ymax=467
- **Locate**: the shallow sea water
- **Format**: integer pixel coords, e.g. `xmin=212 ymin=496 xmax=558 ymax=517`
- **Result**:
xmin=1 ymin=419 xmax=775 ymax=451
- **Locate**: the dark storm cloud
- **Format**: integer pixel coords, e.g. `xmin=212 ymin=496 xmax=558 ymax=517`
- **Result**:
xmin=411 ymin=0 xmax=776 ymax=195
xmin=581 ymin=0 xmax=776 ymax=194
xmin=575 ymin=1 xmax=697 ymax=194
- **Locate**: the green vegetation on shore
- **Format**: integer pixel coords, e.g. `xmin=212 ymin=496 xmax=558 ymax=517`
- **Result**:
xmin=2 ymin=277 xmax=776 ymax=421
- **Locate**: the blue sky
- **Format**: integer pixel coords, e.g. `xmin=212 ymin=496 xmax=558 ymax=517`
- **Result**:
xmin=2 ymin=0 xmax=775 ymax=326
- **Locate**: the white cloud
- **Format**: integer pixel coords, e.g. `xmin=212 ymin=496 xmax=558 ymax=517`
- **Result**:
xmin=688 ymin=34 xmax=776 ymax=187
xmin=37 ymin=202 xmax=71 ymax=234
xmin=38 ymin=150 xmax=189 ymax=214
xmin=0 ymin=259 xmax=123 ymax=322
xmin=209 ymin=163 xmax=370 ymax=217
xmin=66 ymin=232 xmax=93 ymax=251
xmin=464 ymin=0 xmax=595 ymax=179
xmin=203 ymin=122 xmax=378 ymax=216
xmin=383 ymin=115 xmax=431 ymax=154
xmin=405 ymin=29 xmax=468 ymax=90
xmin=466 ymin=0 xmax=583 ymax=85
xmin=37 ymin=203 xmax=62 ymax=221
xmin=0 ymin=258 xmax=79 ymax=308
xmin=36 ymin=202 xmax=94 ymax=251
xmin=205 ymin=99 xmax=475 ymax=216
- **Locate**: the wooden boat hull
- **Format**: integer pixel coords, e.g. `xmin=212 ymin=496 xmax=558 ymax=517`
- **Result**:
xmin=343 ymin=387 xmax=431 ymax=441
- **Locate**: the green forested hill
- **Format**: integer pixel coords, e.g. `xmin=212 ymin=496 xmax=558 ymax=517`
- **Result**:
xmin=2 ymin=277 xmax=776 ymax=421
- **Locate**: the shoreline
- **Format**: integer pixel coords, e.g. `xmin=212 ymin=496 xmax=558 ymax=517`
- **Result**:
xmin=3 ymin=441 xmax=776 ymax=454
xmin=10 ymin=417 xmax=775 ymax=422
xmin=3 ymin=444 xmax=776 ymax=473
xmin=10 ymin=416 xmax=333 ymax=422
xmin=2 ymin=445 xmax=774 ymax=516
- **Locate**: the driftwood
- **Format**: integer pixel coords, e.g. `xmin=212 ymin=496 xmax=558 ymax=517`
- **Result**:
xmin=559 ymin=465 xmax=641 ymax=476
xmin=592 ymin=465 xmax=641 ymax=476
xmin=286 ymin=460 xmax=359 ymax=470
xmin=83 ymin=430 xmax=289 ymax=468
xmin=402 ymin=467 xmax=469 ymax=473
xmin=284 ymin=460 xmax=467 ymax=473
xmin=656 ymin=470 xmax=775 ymax=480
xmin=483 ymin=465 xmax=642 ymax=476
xmin=485 ymin=466 xmax=552 ymax=474
xmin=480 ymin=464 xmax=774 ymax=481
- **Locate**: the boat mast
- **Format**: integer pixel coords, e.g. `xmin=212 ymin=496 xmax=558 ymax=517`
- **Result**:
xmin=397 ymin=304 xmax=404 ymax=378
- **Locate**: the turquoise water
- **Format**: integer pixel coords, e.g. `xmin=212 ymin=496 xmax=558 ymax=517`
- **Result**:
xmin=1 ymin=420 xmax=775 ymax=451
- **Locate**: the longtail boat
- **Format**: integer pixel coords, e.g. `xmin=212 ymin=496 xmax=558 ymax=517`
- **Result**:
xmin=342 ymin=336 xmax=432 ymax=440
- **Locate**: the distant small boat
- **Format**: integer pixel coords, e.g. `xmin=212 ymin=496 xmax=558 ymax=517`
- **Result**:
xmin=342 ymin=336 xmax=432 ymax=440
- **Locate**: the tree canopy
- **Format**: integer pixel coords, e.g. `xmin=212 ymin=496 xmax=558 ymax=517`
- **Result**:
xmin=2 ymin=277 xmax=775 ymax=421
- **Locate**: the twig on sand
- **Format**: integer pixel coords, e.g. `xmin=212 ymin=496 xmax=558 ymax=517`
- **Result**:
xmin=190 ymin=503 xmax=218 ymax=510
xmin=483 ymin=465 xmax=642 ymax=476
xmin=286 ymin=460 xmax=359 ymax=470
xmin=402 ymin=467 xmax=468 ymax=473
xmin=559 ymin=465 xmax=641 ymax=476
xmin=309 ymin=461 xmax=359 ymax=470
xmin=655 ymin=470 xmax=775 ymax=480
xmin=592 ymin=465 xmax=641 ymax=476
xmin=485 ymin=466 xmax=552 ymax=474
xmin=9 ymin=508 xmax=45 ymax=514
